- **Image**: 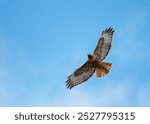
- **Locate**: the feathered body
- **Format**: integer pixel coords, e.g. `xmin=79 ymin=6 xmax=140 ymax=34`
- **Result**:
xmin=66 ymin=27 xmax=114 ymax=89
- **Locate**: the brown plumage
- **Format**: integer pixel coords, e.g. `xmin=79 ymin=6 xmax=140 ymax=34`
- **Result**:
xmin=66 ymin=27 xmax=114 ymax=89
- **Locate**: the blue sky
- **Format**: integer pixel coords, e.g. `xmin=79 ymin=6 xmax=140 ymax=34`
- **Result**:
xmin=0 ymin=0 xmax=150 ymax=106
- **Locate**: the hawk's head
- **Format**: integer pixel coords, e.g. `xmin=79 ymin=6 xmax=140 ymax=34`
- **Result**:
xmin=88 ymin=54 xmax=94 ymax=62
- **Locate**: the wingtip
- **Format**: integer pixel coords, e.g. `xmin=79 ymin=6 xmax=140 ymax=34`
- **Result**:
xmin=67 ymin=84 xmax=73 ymax=90
xmin=69 ymin=86 xmax=73 ymax=90
xmin=102 ymin=27 xmax=115 ymax=35
xmin=66 ymin=80 xmax=73 ymax=89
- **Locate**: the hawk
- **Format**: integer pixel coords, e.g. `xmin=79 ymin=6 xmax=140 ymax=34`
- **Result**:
xmin=66 ymin=27 xmax=114 ymax=89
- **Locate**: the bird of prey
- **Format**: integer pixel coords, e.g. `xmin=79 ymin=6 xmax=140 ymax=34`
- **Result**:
xmin=66 ymin=27 xmax=114 ymax=89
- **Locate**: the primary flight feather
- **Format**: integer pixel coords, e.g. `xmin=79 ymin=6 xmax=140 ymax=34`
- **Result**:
xmin=66 ymin=27 xmax=114 ymax=89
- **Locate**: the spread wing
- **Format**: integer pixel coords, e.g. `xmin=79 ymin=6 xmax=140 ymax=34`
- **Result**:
xmin=93 ymin=27 xmax=114 ymax=61
xmin=66 ymin=61 xmax=95 ymax=89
